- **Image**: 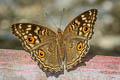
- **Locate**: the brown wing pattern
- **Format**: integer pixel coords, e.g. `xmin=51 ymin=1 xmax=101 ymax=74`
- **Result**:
xmin=63 ymin=9 xmax=98 ymax=70
xmin=11 ymin=9 xmax=98 ymax=72
xmin=12 ymin=23 xmax=62 ymax=72
xmin=12 ymin=23 xmax=56 ymax=51
xmin=64 ymin=9 xmax=98 ymax=40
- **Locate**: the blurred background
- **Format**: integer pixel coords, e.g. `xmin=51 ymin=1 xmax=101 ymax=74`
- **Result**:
xmin=0 ymin=0 xmax=120 ymax=56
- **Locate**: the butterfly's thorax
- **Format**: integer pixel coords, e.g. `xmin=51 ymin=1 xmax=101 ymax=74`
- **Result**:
xmin=56 ymin=28 xmax=65 ymax=63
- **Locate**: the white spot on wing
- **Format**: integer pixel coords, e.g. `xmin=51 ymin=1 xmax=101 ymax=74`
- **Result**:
xmin=26 ymin=28 xmax=31 ymax=31
xmin=26 ymin=31 xmax=29 ymax=34
xmin=93 ymin=17 xmax=95 ymax=20
xmin=79 ymin=27 xmax=82 ymax=31
xmin=81 ymin=15 xmax=85 ymax=17
xmin=19 ymin=24 xmax=22 ymax=29
xmin=29 ymin=34 xmax=32 ymax=36
xmin=22 ymin=33 xmax=25 ymax=35
xmin=24 ymin=35 xmax=27 ymax=39
xmin=29 ymin=44 xmax=34 ymax=48
xmin=19 ymin=25 xmax=22 ymax=29
xmin=34 ymin=36 xmax=37 ymax=39
xmin=36 ymin=40 xmax=39 ymax=44
xmin=85 ymin=20 xmax=88 ymax=22
xmin=83 ymin=23 xmax=86 ymax=26
xmin=42 ymin=30 xmax=45 ymax=35
xmin=79 ymin=32 xmax=82 ymax=35
xmin=89 ymin=11 xmax=92 ymax=15
xmin=84 ymin=33 xmax=89 ymax=37
xmin=82 ymin=17 xmax=86 ymax=20
xmin=28 ymin=25 xmax=32 ymax=28
xmin=75 ymin=19 xmax=80 ymax=26
xmin=93 ymin=14 xmax=96 ymax=17
xmin=15 ymin=31 xmax=19 ymax=34
xmin=71 ymin=24 xmax=75 ymax=29
xmin=88 ymin=20 xmax=91 ymax=23
xmin=88 ymin=33 xmax=93 ymax=38
xmin=87 ymin=24 xmax=90 ymax=27
xmin=34 ymin=27 xmax=40 ymax=34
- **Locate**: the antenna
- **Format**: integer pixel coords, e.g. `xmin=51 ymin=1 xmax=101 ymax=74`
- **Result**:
xmin=59 ymin=8 xmax=65 ymax=29
xmin=39 ymin=0 xmax=58 ymax=29
xmin=44 ymin=12 xmax=59 ymax=28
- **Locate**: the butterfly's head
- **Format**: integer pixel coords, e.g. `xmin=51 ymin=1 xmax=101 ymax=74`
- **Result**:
xmin=57 ymin=28 xmax=63 ymax=35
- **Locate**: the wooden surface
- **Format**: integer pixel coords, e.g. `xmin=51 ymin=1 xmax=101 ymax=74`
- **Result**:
xmin=0 ymin=49 xmax=120 ymax=80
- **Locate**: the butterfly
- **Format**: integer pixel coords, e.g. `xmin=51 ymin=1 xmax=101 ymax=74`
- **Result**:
xmin=11 ymin=9 xmax=98 ymax=73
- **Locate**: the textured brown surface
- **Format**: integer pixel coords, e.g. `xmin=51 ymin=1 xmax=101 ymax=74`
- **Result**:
xmin=0 ymin=49 xmax=120 ymax=80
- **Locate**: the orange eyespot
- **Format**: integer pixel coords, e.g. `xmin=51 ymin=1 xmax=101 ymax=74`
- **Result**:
xmin=77 ymin=42 xmax=83 ymax=51
xmin=38 ymin=50 xmax=45 ymax=58
xmin=82 ymin=25 xmax=89 ymax=33
xmin=27 ymin=36 xmax=35 ymax=44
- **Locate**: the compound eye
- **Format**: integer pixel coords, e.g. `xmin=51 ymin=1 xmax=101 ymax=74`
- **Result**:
xmin=27 ymin=36 xmax=35 ymax=44
xmin=38 ymin=50 xmax=45 ymax=58
xmin=76 ymin=42 xmax=83 ymax=51
xmin=82 ymin=25 xmax=89 ymax=33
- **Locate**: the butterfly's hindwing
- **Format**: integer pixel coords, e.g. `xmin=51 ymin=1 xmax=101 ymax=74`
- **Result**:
xmin=30 ymin=42 xmax=62 ymax=72
xmin=64 ymin=38 xmax=90 ymax=69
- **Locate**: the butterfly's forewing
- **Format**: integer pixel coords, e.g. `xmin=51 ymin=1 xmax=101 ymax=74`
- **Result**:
xmin=63 ymin=9 xmax=98 ymax=69
xmin=12 ymin=23 xmax=62 ymax=72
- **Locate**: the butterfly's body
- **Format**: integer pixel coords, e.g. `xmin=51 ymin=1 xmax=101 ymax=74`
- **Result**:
xmin=12 ymin=9 xmax=98 ymax=73
xmin=57 ymin=28 xmax=65 ymax=61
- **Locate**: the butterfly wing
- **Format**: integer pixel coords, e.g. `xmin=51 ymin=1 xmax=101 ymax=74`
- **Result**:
xmin=63 ymin=9 xmax=98 ymax=69
xmin=12 ymin=23 xmax=62 ymax=72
